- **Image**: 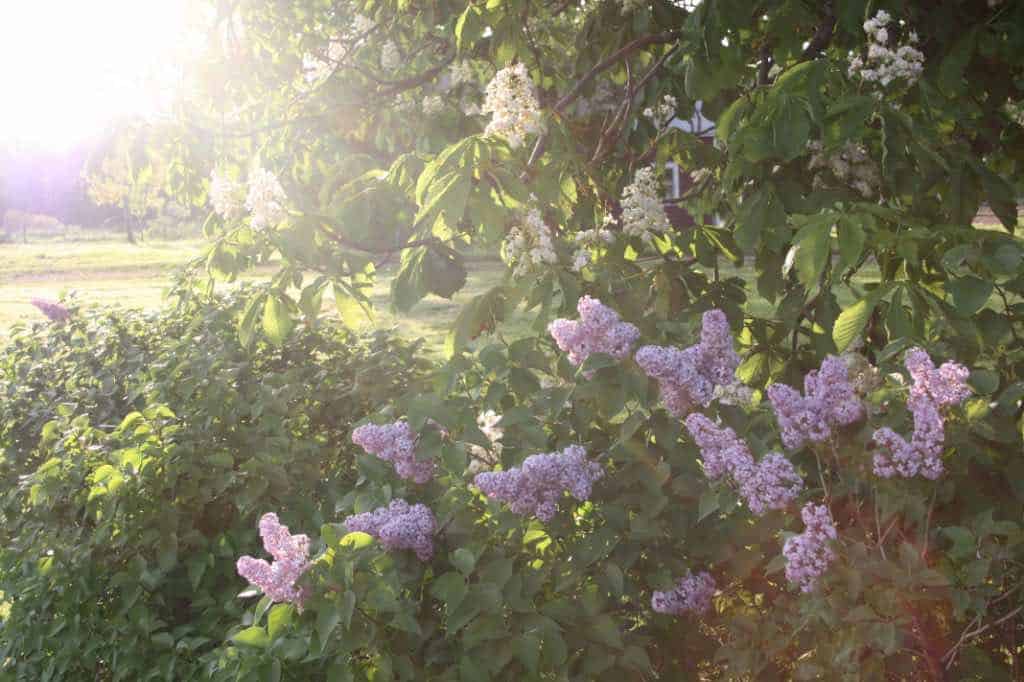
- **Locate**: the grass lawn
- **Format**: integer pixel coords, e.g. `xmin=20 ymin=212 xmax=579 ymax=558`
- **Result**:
xmin=0 ymin=238 xmax=526 ymax=352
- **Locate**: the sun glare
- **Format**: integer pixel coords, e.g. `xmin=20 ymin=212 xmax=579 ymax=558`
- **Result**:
xmin=0 ymin=2 xmax=192 ymax=152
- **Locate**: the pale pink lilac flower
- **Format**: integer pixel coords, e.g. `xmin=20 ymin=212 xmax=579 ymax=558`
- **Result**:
xmin=236 ymin=513 xmax=311 ymax=607
xmin=548 ymin=296 xmax=640 ymax=376
xmin=343 ymin=499 xmax=437 ymax=561
xmin=30 ymin=298 xmax=70 ymax=322
xmin=783 ymin=503 xmax=837 ymax=593
xmin=635 ymin=309 xmax=740 ymax=417
xmin=767 ymin=356 xmax=864 ymax=450
xmin=651 ymin=571 xmax=716 ymax=615
xmin=474 ymin=444 xmax=603 ymax=521
xmin=684 ymin=414 xmax=803 ymax=515
xmin=352 ymin=421 xmax=434 ymax=483
xmin=872 ymin=348 xmax=970 ymax=480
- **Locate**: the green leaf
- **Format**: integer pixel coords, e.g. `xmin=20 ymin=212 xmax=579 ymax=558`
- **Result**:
xmin=238 ymin=293 xmax=266 ymax=349
xmin=430 ymin=572 xmax=468 ymax=611
xmin=317 ymin=600 xmax=342 ymax=644
xmin=792 ymin=218 xmax=831 ymax=289
xmin=452 ymin=548 xmax=476 ymax=576
xmin=339 ymin=532 xmax=375 ymax=550
xmin=948 ymin=276 xmax=993 ymax=316
xmin=333 ymin=281 xmax=372 ymax=329
xmin=833 ymin=286 xmax=891 ymax=352
xmin=514 ymin=634 xmax=541 ymax=675
xmin=268 ymin=603 xmax=295 ymax=640
xmin=262 ymin=294 xmax=295 ymax=347
xmin=231 ymin=626 xmax=270 ymax=649
xmin=455 ymin=5 xmax=484 ymax=53
xmin=698 ymin=489 xmax=719 ymax=522
xmin=836 ymin=216 xmax=866 ymax=273
xmin=586 ymin=614 xmax=623 ymax=650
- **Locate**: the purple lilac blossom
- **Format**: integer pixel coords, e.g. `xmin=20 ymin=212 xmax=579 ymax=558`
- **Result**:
xmin=684 ymin=414 xmax=803 ymax=515
xmin=872 ymin=348 xmax=970 ymax=480
xmin=767 ymin=356 xmax=864 ymax=450
xmin=236 ymin=513 xmax=311 ymax=607
xmin=905 ymin=348 xmax=972 ymax=409
xmin=736 ymin=452 xmax=805 ymax=516
xmin=683 ymin=414 xmax=754 ymax=481
xmin=473 ymin=444 xmax=604 ymax=521
xmin=352 ymin=421 xmax=434 ymax=484
xmin=651 ymin=571 xmax=716 ymax=615
xmin=548 ymin=296 xmax=640 ymax=376
xmin=30 ymin=298 xmax=70 ymax=322
xmin=343 ymin=499 xmax=437 ymax=561
xmin=635 ymin=309 xmax=741 ymax=417
xmin=782 ymin=503 xmax=838 ymax=593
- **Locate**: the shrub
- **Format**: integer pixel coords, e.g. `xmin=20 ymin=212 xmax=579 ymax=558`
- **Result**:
xmin=0 ymin=294 xmax=430 ymax=680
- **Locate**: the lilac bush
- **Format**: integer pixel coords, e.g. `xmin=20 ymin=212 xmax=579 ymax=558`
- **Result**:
xmin=873 ymin=348 xmax=971 ymax=480
xmin=29 ymin=298 xmax=70 ymax=322
xmin=767 ymin=355 xmax=864 ymax=450
xmin=651 ymin=571 xmax=716 ymax=616
xmin=635 ymin=309 xmax=741 ymax=417
xmin=782 ymin=503 xmax=838 ymax=593
xmin=684 ymin=414 xmax=803 ymax=515
xmin=474 ymin=444 xmax=604 ymax=521
xmin=548 ymin=296 xmax=640 ymax=374
xmin=236 ymin=513 xmax=311 ymax=607
xmin=343 ymin=499 xmax=437 ymax=561
xmin=351 ymin=420 xmax=434 ymax=483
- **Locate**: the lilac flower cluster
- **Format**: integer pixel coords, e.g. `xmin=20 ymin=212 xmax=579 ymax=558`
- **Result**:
xmin=343 ymin=499 xmax=437 ymax=561
xmin=684 ymin=414 xmax=803 ymax=516
xmin=651 ymin=571 xmax=716 ymax=615
xmin=548 ymin=296 xmax=640 ymax=376
xmin=767 ymin=356 xmax=864 ymax=450
xmin=236 ymin=513 xmax=311 ymax=607
xmin=30 ymin=298 xmax=70 ymax=322
xmin=473 ymin=444 xmax=604 ymax=521
xmin=872 ymin=348 xmax=971 ymax=480
xmin=634 ymin=309 xmax=740 ymax=416
xmin=783 ymin=503 xmax=838 ymax=593
xmin=352 ymin=421 xmax=434 ymax=484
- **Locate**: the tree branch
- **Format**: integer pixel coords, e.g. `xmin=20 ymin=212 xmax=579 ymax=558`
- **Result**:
xmin=524 ymin=30 xmax=682 ymax=173
xmin=800 ymin=0 xmax=836 ymax=61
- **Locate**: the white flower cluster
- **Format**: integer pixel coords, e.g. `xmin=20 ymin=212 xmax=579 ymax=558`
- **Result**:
xmin=380 ymin=41 xmax=401 ymax=70
xmin=209 ymin=169 xmax=244 ymax=220
xmin=620 ymin=166 xmax=671 ymax=244
xmin=245 ymin=167 xmax=287 ymax=231
xmin=848 ymin=11 xmax=924 ymax=89
xmin=571 ymin=218 xmax=616 ymax=271
xmin=690 ymin=167 xmax=713 ymax=184
xmin=422 ymin=95 xmax=444 ymax=116
xmin=351 ymin=14 xmax=374 ymax=36
xmin=807 ymin=141 xmax=881 ymax=198
xmin=303 ymin=15 xmax=374 ymax=84
xmin=1006 ymin=100 xmax=1024 ymax=127
xmin=305 ymin=40 xmax=346 ymax=83
xmin=448 ymin=60 xmax=474 ymax=88
xmin=643 ymin=95 xmax=677 ymax=130
xmin=503 ymin=207 xmax=558 ymax=277
xmin=713 ymin=381 xmax=755 ymax=408
xmin=482 ymin=63 xmax=544 ymax=149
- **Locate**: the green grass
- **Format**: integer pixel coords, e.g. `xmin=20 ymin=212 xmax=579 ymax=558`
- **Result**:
xmin=0 ymin=238 xmax=523 ymax=352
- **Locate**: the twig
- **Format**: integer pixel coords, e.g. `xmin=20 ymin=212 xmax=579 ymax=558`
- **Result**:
xmin=524 ymin=30 xmax=682 ymax=172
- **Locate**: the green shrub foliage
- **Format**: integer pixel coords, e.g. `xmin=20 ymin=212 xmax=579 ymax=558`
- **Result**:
xmin=0 ymin=295 xmax=430 ymax=680
xmin=5 ymin=0 xmax=1024 ymax=679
